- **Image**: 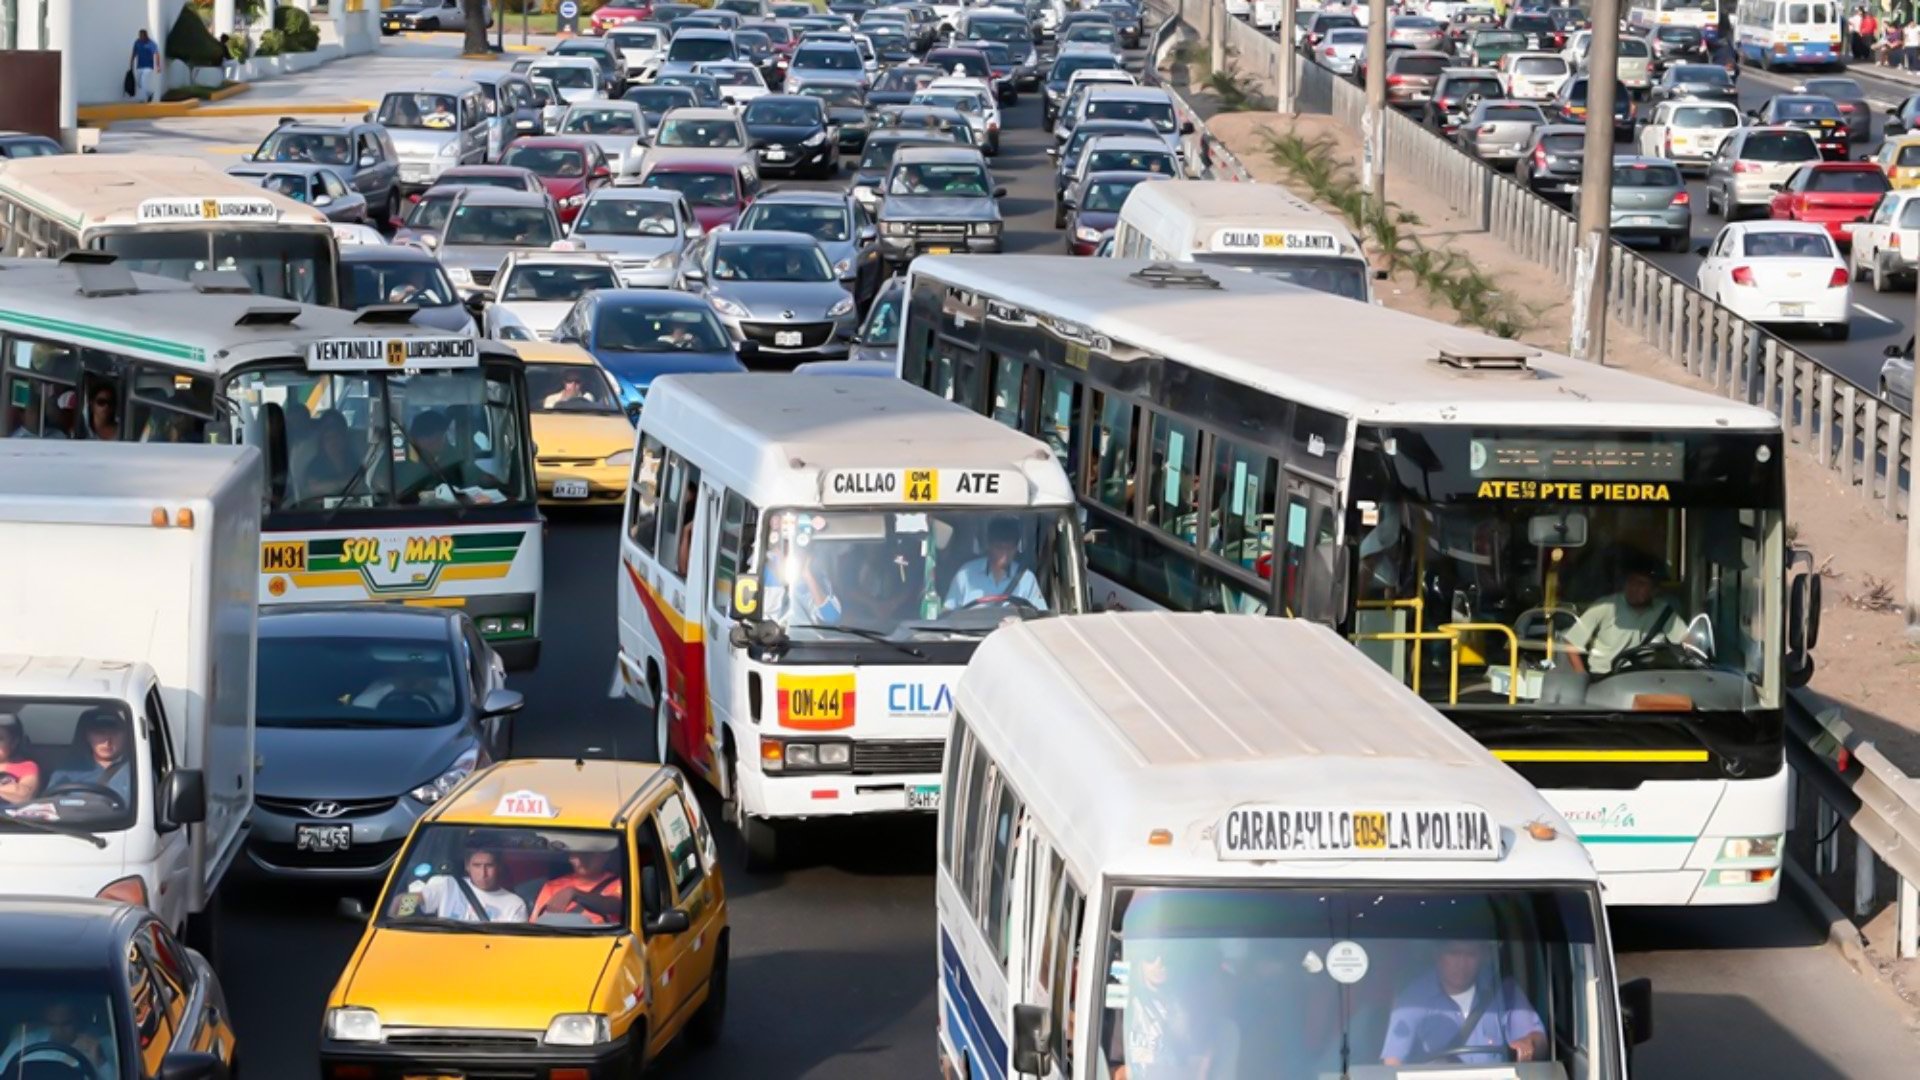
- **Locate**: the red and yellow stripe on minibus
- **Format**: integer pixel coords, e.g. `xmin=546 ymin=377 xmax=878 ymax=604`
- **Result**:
xmin=624 ymin=559 xmax=716 ymax=781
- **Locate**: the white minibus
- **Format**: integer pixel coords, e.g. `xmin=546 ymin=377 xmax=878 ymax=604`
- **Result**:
xmin=1111 ymin=179 xmax=1376 ymax=301
xmin=937 ymin=611 xmax=1651 ymax=1080
xmin=614 ymin=374 xmax=1087 ymax=868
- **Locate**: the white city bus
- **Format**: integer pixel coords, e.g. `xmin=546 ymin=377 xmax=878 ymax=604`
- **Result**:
xmin=1734 ymin=0 xmax=1841 ymax=70
xmin=904 ymin=255 xmax=1819 ymax=907
xmin=1111 ymin=180 xmax=1375 ymax=302
xmin=938 ymin=611 xmax=1650 ymax=1080
xmin=614 ymin=374 xmax=1086 ymax=868
xmin=0 ymin=256 xmax=545 ymax=667
xmin=0 ymin=153 xmax=339 ymax=305
xmin=1627 ymin=0 xmax=1719 ymax=33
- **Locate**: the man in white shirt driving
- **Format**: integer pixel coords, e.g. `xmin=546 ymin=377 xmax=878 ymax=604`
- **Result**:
xmin=399 ymin=848 xmax=528 ymax=923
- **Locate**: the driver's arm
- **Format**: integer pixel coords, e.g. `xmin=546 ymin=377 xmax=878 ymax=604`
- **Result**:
xmin=1561 ymin=605 xmax=1605 ymax=673
xmin=1013 ymin=567 xmax=1048 ymax=611
xmin=1378 ymin=993 xmax=1420 ymax=1065
xmin=943 ymin=560 xmax=977 ymax=610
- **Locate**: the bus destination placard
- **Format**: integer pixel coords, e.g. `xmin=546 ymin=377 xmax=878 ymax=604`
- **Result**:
xmin=1215 ymin=804 xmax=1500 ymax=861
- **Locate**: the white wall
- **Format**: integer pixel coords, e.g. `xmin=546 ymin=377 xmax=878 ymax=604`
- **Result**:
xmin=68 ymin=0 xmax=190 ymax=106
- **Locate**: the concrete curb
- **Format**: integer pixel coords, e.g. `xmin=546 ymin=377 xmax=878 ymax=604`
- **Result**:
xmin=194 ymin=101 xmax=375 ymax=118
xmin=1784 ymin=857 xmax=1873 ymax=972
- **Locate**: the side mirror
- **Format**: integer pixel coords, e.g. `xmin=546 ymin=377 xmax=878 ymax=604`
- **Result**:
xmin=240 ymin=152 xmax=256 ymax=162
xmin=337 ymin=896 xmax=371 ymax=921
xmin=359 ymin=154 xmax=377 ymax=168
xmin=645 ymin=908 xmax=692 ymax=935
xmin=625 ymin=401 xmax=643 ymax=422
xmin=314 ymin=194 xmax=334 ymax=207
xmin=857 ymin=225 xmax=878 ymax=243
xmin=463 ymin=290 xmax=491 ymax=313
xmin=1180 ymin=119 xmax=1195 ymax=135
xmin=1046 ymin=146 xmax=1058 ymax=157
xmin=593 ymin=165 xmax=612 ymax=179
xmin=1886 ymin=343 xmax=1909 ymax=360
xmin=1011 ymin=1004 xmax=1055 ymax=1075
xmin=1785 ymin=546 xmax=1822 ymax=688
xmin=160 ymin=769 xmax=207 ymax=830
xmin=683 ymin=266 xmax=707 ymax=283
xmin=482 ymin=688 xmax=525 ymax=716
xmin=156 ymin=1051 xmax=228 ymax=1080
xmin=1768 ymin=182 xmax=1783 ymax=192
xmin=1619 ymin=976 xmax=1655 ymax=1047
xmin=408 ymin=192 xmax=423 ymax=204
xmin=1694 ymin=243 xmax=1710 ymax=257
xmin=993 ymin=185 xmax=1007 ymax=197
xmin=421 ymin=234 xmax=440 ymax=250
xmin=1890 ymin=119 xmax=1908 ymax=135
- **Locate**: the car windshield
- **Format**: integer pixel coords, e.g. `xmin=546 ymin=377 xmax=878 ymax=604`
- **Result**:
xmin=1063 ymin=23 xmax=1114 ymax=42
xmin=1514 ymin=56 xmax=1565 ymax=74
xmin=1082 ymin=177 xmax=1144 ymax=211
xmin=256 ymin=632 xmax=460 ymax=728
xmin=405 ymin=192 xmax=459 ymax=230
xmin=1443 ymin=77 xmax=1502 ymax=99
xmin=561 ymin=108 xmax=640 ymax=135
xmin=1612 ymin=163 xmax=1681 ymax=188
xmin=1194 ymin=252 xmax=1371 ymax=301
xmin=797 ymin=46 xmax=862 ymax=69
xmin=972 ymin=19 xmax=1028 ymax=42
xmin=658 ymin=76 xmax=721 ymax=105
xmin=708 ymin=66 xmax=761 ymax=88
xmin=256 ymin=172 xmax=315 ymax=202
xmin=1657 ymin=26 xmax=1702 ymax=41
xmin=502 ymin=144 xmax=589 ymax=177
xmin=738 ymin=506 xmax=1075 ymax=640
xmin=888 ymin=161 xmax=993 ymax=195
xmin=1484 ymin=105 xmax=1544 ymax=122
xmin=501 ymin=262 xmax=620 ymax=302
xmin=1317 ymin=14 xmax=1360 ymax=29
xmin=1743 ymin=231 xmax=1836 ymax=257
xmin=1743 ymin=131 xmax=1819 ymax=160
xmin=575 ymin=196 xmax=680 ymax=235
xmin=799 ymin=83 xmax=867 ymax=109
xmin=1087 ymin=147 xmax=1174 ymax=174
xmin=377 ymin=93 xmax=462 ymax=130
xmin=529 ymin=363 xmax=622 ymax=414
xmin=628 ymin=88 xmax=697 ymax=116
xmin=1509 ymin=14 xmax=1553 ymax=30
xmin=1052 ymin=54 xmax=1120 ymax=82
xmin=1776 ymin=98 xmax=1841 ymax=120
xmin=643 ymin=169 xmax=740 ymax=207
xmin=1542 ymin=132 xmax=1585 ymax=153
xmin=257 ymin=130 xmax=354 ymax=165
xmin=0 ymin=697 xmax=139 ymax=833
xmin=878 ymin=67 xmax=938 ymax=93
xmin=741 ymin=202 xmax=851 ymax=241
xmin=1805 ymin=169 xmax=1890 ymax=194
xmin=1394 ymin=54 xmax=1447 ymax=76
xmin=444 ymin=205 xmax=559 ymax=246
xmin=933 ymin=52 xmax=993 ymax=78
xmin=344 ymin=258 xmax=458 ymax=307
xmin=225 ymin=363 xmax=533 ymax=510
xmin=534 ymin=65 xmax=598 ymax=89
xmin=862 ymin=137 xmax=948 ymax=170
xmin=443 ymin=171 xmax=537 ymax=191
xmin=1330 ymin=28 xmax=1369 ymax=44
xmin=713 ymin=241 xmax=834 ymax=281
xmin=596 ymin=304 xmax=733 ymax=351
xmin=857 ymin=287 xmax=901 ymax=345
xmin=611 ymin=29 xmax=665 ymax=50
xmin=97 ymin=228 xmax=336 ymax=306
xmin=1672 ymin=105 xmax=1737 ymax=127
xmin=0 ymin=986 xmax=125 ymax=1077
xmin=1086 ymin=98 xmax=1176 ymax=132
xmin=1804 ymin=79 xmax=1862 ymax=97
xmin=1617 ymin=37 xmax=1649 ymax=57
xmin=1096 ymin=885 xmax=1614 ymax=1080
xmin=746 ymin=99 xmax=823 ymax=126
xmin=669 ymin=35 xmax=735 ymax=61
xmin=1672 ymin=64 xmax=1732 ymax=84
xmin=1477 ymin=31 xmax=1524 ymax=46
xmin=380 ymin=823 xmax=635 ymax=933
xmin=915 ymin=91 xmax=980 ymax=114
xmin=656 ymin=117 xmax=744 ymax=147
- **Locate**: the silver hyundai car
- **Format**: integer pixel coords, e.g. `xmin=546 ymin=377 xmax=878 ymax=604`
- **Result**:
xmin=673 ymin=229 xmax=856 ymax=366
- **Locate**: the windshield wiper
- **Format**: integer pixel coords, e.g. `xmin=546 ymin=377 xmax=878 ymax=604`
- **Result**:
xmin=781 ymin=623 xmax=926 ymax=659
xmin=0 ymin=812 xmax=109 ymax=849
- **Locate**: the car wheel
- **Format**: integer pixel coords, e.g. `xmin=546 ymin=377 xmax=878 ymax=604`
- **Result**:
xmin=1053 ymin=204 xmax=1066 ymax=229
xmin=1666 ymin=231 xmax=1689 ymax=253
xmin=1874 ymin=256 xmax=1894 ymax=293
xmin=685 ymin=933 xmax=729 ymax=1048
xmin=1829 ymin=321 xmax=1852 ymax=341
xmin=419 ymin=17 xmax=439 ymax=31
xmin=726 ymin=753 xmax=779 ymax=872
xmin=1705 ymin=186 xmax=1720 ymax=215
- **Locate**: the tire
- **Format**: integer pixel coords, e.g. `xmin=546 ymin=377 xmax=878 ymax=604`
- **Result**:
xmin=1666 ymin=231 xmax=1689 ymax=253
xmin=420 ymin=17 xmax=440 ymax=31
xmin=685 ymin=934 xmax=729 ymax=1048
xmin=1705 ymin=186 xmax=1719 ymax=216
xmin=625 ymin=1023 xmax=650 ymax=1080
xmin=1829 ymin=321 xmax=1852 ymax=341
xmin=1874 ymin=256 xmax=1894 ymax=293
xmin=184 ymin=888 xmax=221 ymax=971
xmin=725 ymin=753 xmax=779 ymax=872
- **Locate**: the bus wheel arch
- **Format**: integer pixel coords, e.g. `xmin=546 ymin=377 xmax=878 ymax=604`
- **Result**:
xmin=723 ymin=746 xmax=779 ymax=872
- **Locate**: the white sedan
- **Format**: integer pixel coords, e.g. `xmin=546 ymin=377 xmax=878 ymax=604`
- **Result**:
xmin=1695 ymin=221 xmax=1852 ymax=340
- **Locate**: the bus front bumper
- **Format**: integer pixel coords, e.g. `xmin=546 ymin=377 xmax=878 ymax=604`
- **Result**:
xmin=739 ymin=760 xmax=944 ymax=820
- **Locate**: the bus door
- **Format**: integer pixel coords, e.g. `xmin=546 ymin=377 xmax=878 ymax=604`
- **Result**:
xmin=1277 ymin=475 xmax=1342 ymax=628
xmin=702 ymin=481 xmax=758 ymax=787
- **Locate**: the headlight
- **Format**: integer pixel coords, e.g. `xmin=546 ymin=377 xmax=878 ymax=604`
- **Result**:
xmin=325 ymin=1007 xmax=384 ymax=1043
xmin=606 ymin=448 xmax=633 ymax=467
xmin=544 ymin=1014 xmax=611 ymax=1047
xmin=883 ymin=221 xmax=911 ymax=236
xmin=828 ymin=296 xmax=854 ymax=317
xmin=1074 ymin=226 xmax=1101 ymax=242
xmin=562 ymin=193 xmax=585 ymax=207
xmin=970 ymin=222 xmax=999 ymax=236
xmin=832 ymin=257 xmax=852 ymax=276
xmin=1721 ymin=836 xmax=1782 ymax=860
xmin=449 ymin=266 xmax=472 ymax=283
xmin=804 ymin=130 xmax=828 ymax=146
xmin=514 ymin=119 xmax=535 ymax=129
xmin=709 ymin=294 xmax=748 ymax=318
xmin=819 ymin=742 xmax=852 ymax=767
xmin=647 ymin=250 xmax=678 ymax=269
xmin=787 ymin=743 xmax=818 ymax=767
xmin=409 ymin=746 xmax=480 ymax=805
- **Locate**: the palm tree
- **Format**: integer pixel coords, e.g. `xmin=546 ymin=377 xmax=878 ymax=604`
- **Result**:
xmin=463 ymin=0 xmax=490 ymax=53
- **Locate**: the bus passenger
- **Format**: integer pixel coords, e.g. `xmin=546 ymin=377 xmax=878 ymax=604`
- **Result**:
xmin=85 ymin=385 xmax=119 ymax=440
xmin=0 ymin=712 xmax=43 ymax=805
xmin=944 ymin=517 xmax=1046 ymax=611
xmin=1380 ymin=940 xmax=1546 ymax=1065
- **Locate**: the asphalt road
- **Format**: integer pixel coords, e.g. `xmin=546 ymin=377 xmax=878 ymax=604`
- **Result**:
xmin=128 ymin=38 xmax=1920 ymax=1080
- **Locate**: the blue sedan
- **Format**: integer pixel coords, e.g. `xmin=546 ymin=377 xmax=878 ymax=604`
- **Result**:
xmin=551 ymin=289 xmax=745 ymax=409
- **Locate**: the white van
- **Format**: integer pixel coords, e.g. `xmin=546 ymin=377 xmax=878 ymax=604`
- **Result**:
xmin=938 ymin=612 xmax=1652 ymax=1080
xmin=0 ymin=442 xmax=260 ymax=953
xmin=614 ymin=374 xmax=1087 ymax=869
xmin=1112 ymin=179 xmax=1378 ymax=302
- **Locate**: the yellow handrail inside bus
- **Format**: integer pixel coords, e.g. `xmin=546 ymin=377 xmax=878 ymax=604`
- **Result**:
xmin=1438 ymin=622 xmax=1521 ymax=705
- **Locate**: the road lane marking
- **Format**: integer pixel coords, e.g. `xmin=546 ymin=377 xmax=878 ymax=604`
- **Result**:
xmin=1852 ymin=303 xmax=1900 ymax=324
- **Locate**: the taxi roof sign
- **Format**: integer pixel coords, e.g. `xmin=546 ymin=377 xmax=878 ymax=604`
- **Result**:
xmin=1215 ymin=804 xmax=1499 ymax=862
xmin=136 ymin=196 xmax=280 ymax=224
xmin=494 ymin=789 xmax=559 ymax=819
xmin=1210 ymin=228 xmax=1343 ymax=254
xmin=820 ymin=466 xmax=1028 ymax=507
xmin=308 ymin=336 xmax=481 ymax=371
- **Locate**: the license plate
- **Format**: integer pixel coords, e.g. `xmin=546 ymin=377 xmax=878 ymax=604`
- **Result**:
xmin=296 ymin=824 xmax=351 ymax=853
xmin=1780 ymin=303 xmax=1806 ymax=316
xmin=926 ymin=245 xmax=952 ymax=255
xmin=774 ymin=330 xmax=803 ymax=346
xmin=765 ymin=149 xmax=787 ymax=160
xmin=1623 ymin=216 xmax=1660 ymax=226
xmin=552 ymin=479 xmax=589 ymax=499
xmin=907 ymin=784 xmax=942 ymax=810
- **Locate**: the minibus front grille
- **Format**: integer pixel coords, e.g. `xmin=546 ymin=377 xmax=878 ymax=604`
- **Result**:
xmin=851 ymin=739 xmax=944 ymax=775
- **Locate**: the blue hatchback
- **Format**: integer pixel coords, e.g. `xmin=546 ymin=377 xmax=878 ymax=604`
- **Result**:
xmin=551 ymin=289 xmax=744 ymax=409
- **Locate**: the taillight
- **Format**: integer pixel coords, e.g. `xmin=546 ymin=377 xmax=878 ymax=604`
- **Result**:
xmin=97 ymin=876 xmax=149 ymax=907
xmin=1732 ymin=160 xmax=1757 ymax=173
xmin=1664 ymin=133 xmax=1674 ymax=157
xmin=1829 ymin=267 xmax=1851 ymax=288
xmin=1670 ymin=191 xmax=1689 ymax=206
xmin=1730 ymin=266 xmax=1756 ymax=285
xmin=1480 ymin=123 xmax=1497 ymax=134
xmin=1533 ymin=145 xmax=1548 ymax=167
xmin=1388 ymin=74 xmax=1406 ymax=85
xmin=1324 ymin=45 xmax=1337 ymax=56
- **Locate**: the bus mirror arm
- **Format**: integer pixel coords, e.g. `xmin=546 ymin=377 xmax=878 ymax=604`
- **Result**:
xmin=1011 ymin=1003 xmax=1054 ymax=1075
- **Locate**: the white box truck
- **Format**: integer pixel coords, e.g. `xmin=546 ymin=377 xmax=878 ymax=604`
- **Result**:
xmin=0 ymin=441 xmax=260 ymax=953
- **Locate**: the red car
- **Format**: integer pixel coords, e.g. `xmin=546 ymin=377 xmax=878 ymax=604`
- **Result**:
xmin=588 ymin=3 xmax=652 ymax=34
xmin=1768 ymin=161 xmax=1891 ymax=245
xmin=637 ymin=158 xmax=756 ymax=231
xmin=498 ymin=136 xmax=612 ymax=226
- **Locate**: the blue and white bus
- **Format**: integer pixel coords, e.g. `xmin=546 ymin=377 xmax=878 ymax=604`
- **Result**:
xmin=1734 ymin=0 xmax=1842 ymax=69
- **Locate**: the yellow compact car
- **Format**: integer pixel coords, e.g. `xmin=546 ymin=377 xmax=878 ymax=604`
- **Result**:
xmin=1877 ymin=134 xmax=1920 ymax=190
xmin=320 ymin=758 xmax=729 ymax=1079
xmin=516 ymin=341 xmax=637 ymax=506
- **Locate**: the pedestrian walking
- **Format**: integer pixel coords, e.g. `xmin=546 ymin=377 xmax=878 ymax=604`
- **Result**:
xmin=1905 ymin=19 xmax=1920 ymax=70
xmin=129 ymin=29 xmax=159 ymax=103
xmin=1850 ymin=7 xmax=1865 ymax=59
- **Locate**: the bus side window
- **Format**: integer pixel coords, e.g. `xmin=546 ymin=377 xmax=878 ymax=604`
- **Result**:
xmin=1090 ymin=391 xmax=1137 ymax=515
xmin=1 ymin=335 xmax=80 ymax=439
xmin=1052 ymin=874 xmax=1085 ymax=1065
xmin=957 ymin=754 xmax=995 ymax=916
xmin=988 ymin=353 xmax=1033 ymax=430
xmin=709 ymin=490 xmax=759 ymax=615
xmin=654 ymin=452 xmax=702 ymax=579
xmin=941 ymin=716 xmax=976 ymax=879
xmin=1210 ymin=439 xmax=1277 ymax=575
xmin=627 ymin=434 xmax=666 ymax=553
xmin=1039 ymin=370 xmax=1082 ymax=481
xmin=983 ymin=775 xmax=1023 ymax=963
xmin=1279 ymin=481 xmax=1341 ymax=624
xmin=1145 ymin=412 xmax=1200 ymax=542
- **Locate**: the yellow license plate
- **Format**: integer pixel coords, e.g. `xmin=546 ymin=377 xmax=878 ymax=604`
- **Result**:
xmin=778 ymin=673 xmax=856 ymax=731
xmin=1353 ymin=811 xmax=1389 ymax=849
xmin=926 ymin=245 xmax=952 ymax=255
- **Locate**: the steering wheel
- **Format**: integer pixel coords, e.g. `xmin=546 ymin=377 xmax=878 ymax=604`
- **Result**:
xmin=9 ymin=1041 xmax=100 ymax=1080
xmin=1606 ymin=640 xmax=1708 ymax=675
xmin=1415 ymin=1042 xmax=1516 ymax=1065
xmin=376 ymin=691 xmax=441 ymax=716
xmin=40 ymin=782 xmax=129 ymax=811
xmin=958 ymin=595 xmax=1042 ymax=616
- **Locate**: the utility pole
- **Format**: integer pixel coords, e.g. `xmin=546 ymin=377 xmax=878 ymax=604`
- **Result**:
xmin=1572 ymin=0 xmax=1621 ymax=362
xmin=1277 ymin=0 xmax=1299 ymax=114
xmin=1363 ymin=0 xmax=1387 ymax=208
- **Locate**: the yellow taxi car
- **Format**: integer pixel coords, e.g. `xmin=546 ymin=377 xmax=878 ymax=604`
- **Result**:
xmin=516 ymin=341 xmax=636 ymax=506
xmin=1876 ymin=134 xmax=1920 ymax=190
xmin=320 ymin=758 xmax=728 ymax=1080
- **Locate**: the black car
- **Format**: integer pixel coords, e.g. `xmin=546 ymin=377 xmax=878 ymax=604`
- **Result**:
xmin=1649 ymin=62 xmax=1739 ymax=106
xmin=1754 ymin=94 xmax=1849 ymax=160
xmin=0 ymin=897 xmax=235 ymax=1080
xmin=870 ymin=63 xmax=941 ymax=108
xmin=867 ymin=25 xmax=916 ymax=64
xmin=1514 ymin=123 xmax=1586 ymax=203
xmin=1052 ymin=117 xmax=1158 ymax=204
xmin=1424 ymin=69 xmax=1505 ymax=136
xmin=794 ymin=78 xmax=874 ymax=155
xmin=624 ymin=84 xmax=701 ymax=129
xmin=1551 ymin=75 xmax=1633 ymax=140
xmin=743 ymin=94 xmax=839 ymax=177
xmin=1504 ymin=10 xmax=1562 ymax=50
xmin=0 ymin=130 xmax=61 ymax=157
xmin=1648 ymin=25 xmax=1707 ymax=71
xmin=338 ymin=244 xmax=474 ymax=334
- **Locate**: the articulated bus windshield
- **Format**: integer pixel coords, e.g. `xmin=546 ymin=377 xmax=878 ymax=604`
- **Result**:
xmin=94 ymin=227 xmax=338 ymax=306
xmin=1347 ymin=426 xmax=1782 ymax=731
xmin=223 ymin=363 xmax=534 ymax=515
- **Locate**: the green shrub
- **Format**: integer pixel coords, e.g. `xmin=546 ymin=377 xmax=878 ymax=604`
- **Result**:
xmin=226 ymin=32 xmax=252 ymax=62
xmin=255 ymin=29 xmax=285 ymax=57
xmin=165 ymin=4 xmax=226 ymax=69
xmin=273 ymin=5 xmax=320 ymax=52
